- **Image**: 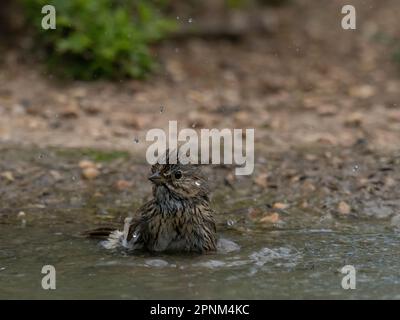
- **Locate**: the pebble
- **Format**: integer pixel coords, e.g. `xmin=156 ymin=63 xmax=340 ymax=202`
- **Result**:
xmin=254 ymin=172 xmax=268 ymax=188
xmin=349 ymin=85 xmax=376 ymax=99
xmin=338 ymin=201 xmax=351 ymax=215
xmin=79 ymin=160 xmax=96 ymax=169
xmin=273 ymin=202 xmax=289 ymax=210
xmin=317 ymin=104 xmax=338 ymax=116
xmin=344 ymin=112 xmax=363 ymax=127
xmin=1 ymin=171 xmax=14 ymax=181
xmin=145 ymin=259 xmax=169 ymax=268
xmin=60 ymin=104 xmax=79 ymax=118
xmin=82 ymin=167 xmax=100 ymax=180
xmin=49 ymin=170 xmax=62 ymax=181
xmin=259 ymin=212 xmax=280 ymax=224
xmin=115 ymin=179 xmax=132 ymax=190
xmin=17 ymin=211 xmax=26 ymax=218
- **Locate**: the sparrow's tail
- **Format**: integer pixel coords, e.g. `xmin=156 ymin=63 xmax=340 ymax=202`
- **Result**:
xmin=83 ymin=227 xmax=116 ymax=239
xmin=101 ymin=230 xmax=124 ymax=249
xmin=83 ymin=227 xmax=124 ymax=249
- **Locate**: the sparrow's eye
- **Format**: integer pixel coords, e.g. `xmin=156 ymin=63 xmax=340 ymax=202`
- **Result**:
xmin=174 ymin=170 xmax=182 ymax=179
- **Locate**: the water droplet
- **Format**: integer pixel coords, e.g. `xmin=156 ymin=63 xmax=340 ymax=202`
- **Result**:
xmin=188 ymin=18 xmax=193 ymax=23
xmin=352 ymin=165 xmax=360 ymax=172
xmin=176 ymin=16 xmax=180 ymax=20
xmin=160 ymin=106 xmax=164 ymax=113
xmin=191 ymin=122 xmax=197 ymax=128
xmin=38 ymin=153 xmax=45 ymax=159
xmin=195 ymin=181 xmax=201 ymax=186
xmin=134 ymin=137 xmax=139 ymax=144
xmin=227 ymin=220 xmax=235 ymax=227
xmin=71 ymin=176 xmax=76 ymax=181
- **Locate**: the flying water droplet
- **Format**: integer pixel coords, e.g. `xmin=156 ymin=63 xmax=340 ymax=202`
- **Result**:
xmin=227 ymin=220 xmax=235 ymax=227
xmin=188 ymin=18 xmax=193 ymax=23
xmin=160 ymin=106 xmax=164 ymax=113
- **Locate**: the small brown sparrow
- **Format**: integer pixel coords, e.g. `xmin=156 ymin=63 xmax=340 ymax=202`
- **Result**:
xmin=88 ymin=152 xmax=217 ymax=253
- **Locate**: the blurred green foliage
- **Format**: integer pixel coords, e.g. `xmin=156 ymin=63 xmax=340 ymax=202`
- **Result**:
xmin=226 ymin=0 xmax=289 ymax=8
xmin=21 ymin=0 xmax=176 ymax=79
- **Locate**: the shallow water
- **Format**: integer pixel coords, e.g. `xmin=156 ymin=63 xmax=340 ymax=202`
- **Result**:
xmin=1 ymin=208 xmax=400 ymax=299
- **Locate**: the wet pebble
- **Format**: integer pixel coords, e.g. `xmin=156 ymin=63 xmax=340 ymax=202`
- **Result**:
xmin=115 ymin=179 xmax=132 ymax=190
xmin=49 ymin=170 xmax=62 ymax=181
xmin=273 ymin=202 xmax=289 ymax=210
xmin=217 ymin=238 xmax=240 ymax=253
xmin=145 ymin=259 xmax=169 ymax=268
xmin=253 ymin=172 xmax=268 ymax=188
xmin=79 ymin=160 xmax=96 ymax=169
xmin=344 ymin=112 xmax=363 ymax=127
xmin=1 ymin=171 xmax=14 ymax=182
xmin=79 ymin=160 xmax=100 ymax=180
xmin=259 ymin=212 xmax=280 ymax=224
xmin=390 ymin=215 xmax=400 ymax=230
xmin=82 ymin=167 xmax=100 ymax=180
xmin=60 ymin=104 xmax=80 ymax=118
xmin=195 ymin=260 xmax=226 ymax=269
xmin=338 ymin=201 xmax=351 ymax=215
xmin=17 ymin=211 xmax=26 ymax=218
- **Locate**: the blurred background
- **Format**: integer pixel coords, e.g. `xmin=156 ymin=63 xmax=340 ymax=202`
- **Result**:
xmin=1 ymin=0 xmax=400 ymax=300
xmin=0 ymin=0 xmax=399 ymax=152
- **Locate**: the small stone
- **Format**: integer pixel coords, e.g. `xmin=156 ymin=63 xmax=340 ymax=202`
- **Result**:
xmin=79 ymin=160 xmax=96 ymax=169
xmin=1 ymin=171 xmax=14 ymax=181
xmin=349 ymin=85 xmax=376 ymax=99
xmin=390 ymin=215 xmax=400 ymax=229
xmin=71 ymin=88 xmax=87 ymax=99
xmin=224 ymin=172 xmax=236 ymax=187
xmin=60 ymin=104 xmax=79 ymax=118
xmin=254 ymin=173 xmax=268 ymax=188
xmin=338 ymin=201 xmax=351 ymax=215
xmin=385 ymin=177 xmax=396 ymax=188
xmin=302 ymin=180 xmax=316 ymax=191
xmin=112 ymin=127 xmax=128 ymax=137
xmin=273 ymin=202 xmax=289 ymax=210
xmin=49 ymin=170 xmax=62 ymax=181
xmin=247 ymin=207 xmax=262 ymax=220
xmin=259 ymin=212 xmax=280 ymax=224
xmin=317 ymin=104 xmax=338 ymax=116
xmin=387 ymin=110 xmax=400 ymax=122
xmin=17 ymin=211 xmax=26 ymax=218
xmin=82 ymin=167 xmax=100 ymax=180
xmin=344 ymin=112 xmax=363 ymax=127
xmin=115 ymin=180 xmax=132 ymax=190
xmin=301 ymin=200 xmax=309 ymax=209
xmin=234 ymin=111 xmax=250 ymax=126
xmin=120 ymin=115 xmax=147 ymax=129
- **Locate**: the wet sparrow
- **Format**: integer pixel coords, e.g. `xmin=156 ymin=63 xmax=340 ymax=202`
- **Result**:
xmin=89 ymin=154 xmax=217 ymax=253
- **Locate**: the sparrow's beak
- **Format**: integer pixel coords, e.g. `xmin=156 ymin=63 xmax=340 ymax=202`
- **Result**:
xmin=148 ymin=172 xmax=164 ymax=184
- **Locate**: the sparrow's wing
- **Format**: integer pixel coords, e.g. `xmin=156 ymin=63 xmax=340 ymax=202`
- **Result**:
xmin=125 ymin=200 xmax=157 ymax=244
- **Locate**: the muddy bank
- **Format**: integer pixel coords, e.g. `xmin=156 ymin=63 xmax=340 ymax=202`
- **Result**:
xmin=1 ymin=144 xmax=399 ymax=232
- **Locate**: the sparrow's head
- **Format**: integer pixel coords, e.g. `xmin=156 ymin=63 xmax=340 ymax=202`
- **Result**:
xmin=148 ymin=150 xmax=209 ymax=201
